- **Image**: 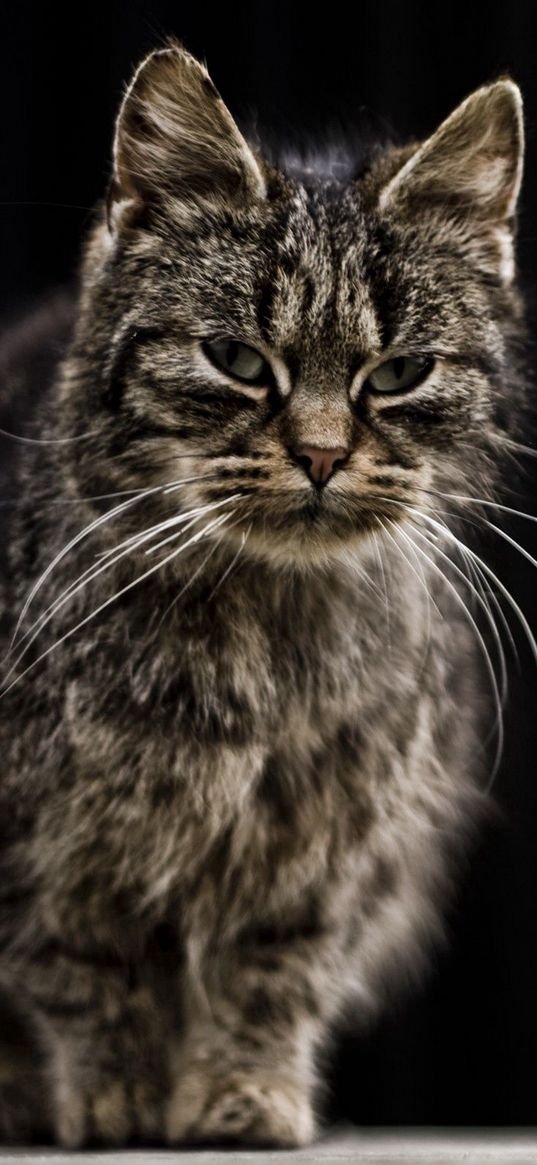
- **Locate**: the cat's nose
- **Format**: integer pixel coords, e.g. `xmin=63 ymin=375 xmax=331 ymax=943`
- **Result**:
xmin=290 ymin=444 xmax=349 ymax=486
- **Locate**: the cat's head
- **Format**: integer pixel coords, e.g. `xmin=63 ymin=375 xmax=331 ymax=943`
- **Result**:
xmin=68 ymin=44 xmax=524 ymax=567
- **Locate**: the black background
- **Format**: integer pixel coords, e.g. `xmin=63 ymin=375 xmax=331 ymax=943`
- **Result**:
xmin=1 ymin=0 xmax=537 ymax=1128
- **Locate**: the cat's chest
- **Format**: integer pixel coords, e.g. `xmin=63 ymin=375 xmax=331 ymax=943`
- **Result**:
xmin=47 ymin=579 xmax=419 ymax=947
xmin=59 ymin=589 xmax=370 ymax=879
xmin=106 ymin=579 xmax=368 ymax=748
xmin=66 ymin=611 xmax=364 ymax=792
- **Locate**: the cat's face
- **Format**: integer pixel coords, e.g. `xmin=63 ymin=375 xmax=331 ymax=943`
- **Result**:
xmin=74 ymin=47 xmax=523 ymax=566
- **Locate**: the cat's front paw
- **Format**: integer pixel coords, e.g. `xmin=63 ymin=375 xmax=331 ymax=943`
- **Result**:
xmin=166 ymin=1067 xmax=315 ymax=1148
xmin=55 ymin=1077 xmax=161 ymax=1148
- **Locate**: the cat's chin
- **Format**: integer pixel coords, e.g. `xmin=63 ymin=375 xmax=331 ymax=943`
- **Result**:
xmin=223 ymin=511 xmax=378 ymax=569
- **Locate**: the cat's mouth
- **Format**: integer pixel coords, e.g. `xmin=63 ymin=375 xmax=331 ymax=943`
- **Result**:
xmin=215 ymin=486 xmax=389 ymax=562
xmin=189 ymin=474 xmax=410 ymax=565
xmin=297 ymin=491 xmax=325 ymax=522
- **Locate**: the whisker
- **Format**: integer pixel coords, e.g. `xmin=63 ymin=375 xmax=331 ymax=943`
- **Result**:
xmin=380 ymin=519 xmax=435 ymax=683
xmin=0 ymin=487 xmax=155 ymax=509
xmin=0 ymin=426 xmax=100 ymax=446
xmin=407 ymin=522 xmax=508 ymax=707
xmin=150 ymin=513 xmax=249 ymax=637
xmin=385 ymin=491 xmax=522 ymax=668
xmin=401 ymin=499 xmax=515 ymax=690
xmin=95 ymin=494 xmax=241 ymax=562
xmin=458 ymin=511 xmax=537 ymax=576
xmin=10 ymin=483 xmax=168 ymax=649
xmin=0 ymin=509 xmax=238 ymax=700
xmin=460 ymin=546 xmax=519 ymax=671
xmin=207 ymin=523 xmax=252 ymax=600
xmin=387 ymin=500 xmax=537 ymax=669
xmin=400 ymin=522 xmax=504 ymax=785
xmin=144 ymin=495 xmax=242 ymax=556
xmin=412 ymin=515 xmax=520 ymax=747
xmin=96 ymin=483 xmax=229 ymax=560
xmin=371 ymin=521 xmax=392 ymax=642
xmin=384 ymin=520 xmax=442 ymax=617
xmin=152 ymin=533 xmax=229 ymax=635
xmin=11 ymin=470 xmax=218 ymax=647
xmin=6 ymin=494 xmax=242 ymax=676
xmin=418 ymin=487 xmax=537 ymax=526
xmin=439 ymin=529 xmax=537 ymax=668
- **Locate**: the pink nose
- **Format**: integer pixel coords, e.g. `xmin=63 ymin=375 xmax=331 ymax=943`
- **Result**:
xmin=291 ymin=444 xmax=349 ymax=486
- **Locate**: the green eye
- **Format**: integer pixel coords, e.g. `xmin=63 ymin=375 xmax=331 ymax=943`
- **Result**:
xmin=202 ymin=339 xmax=271 ymax=386
xmin=366 ymin=355 xmax=434 ymax=394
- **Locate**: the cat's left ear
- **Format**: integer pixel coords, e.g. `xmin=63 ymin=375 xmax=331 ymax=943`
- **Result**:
xmin=379 ymin=80 xmax=524 ymax=281
xmin=109 ymin=43 xmax=265 ymax=228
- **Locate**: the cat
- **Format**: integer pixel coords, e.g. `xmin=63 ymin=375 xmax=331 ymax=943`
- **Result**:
xmin=0 ymin=41 xmax=527 ymax=1147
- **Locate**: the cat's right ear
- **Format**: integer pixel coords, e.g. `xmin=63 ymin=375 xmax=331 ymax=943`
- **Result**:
xmin=108 ymin=44 xmax=265 ymax=230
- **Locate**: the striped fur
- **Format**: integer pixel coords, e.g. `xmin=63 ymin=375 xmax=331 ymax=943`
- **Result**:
xmin=0 ymin=44 xmax=526 ymax=1146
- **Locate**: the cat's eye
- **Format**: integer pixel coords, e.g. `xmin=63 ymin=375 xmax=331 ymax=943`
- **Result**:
xmin=202 ymin=339 xmax=272 ymax=387
xmin=366 ymin=355 xmax=434 ymax=394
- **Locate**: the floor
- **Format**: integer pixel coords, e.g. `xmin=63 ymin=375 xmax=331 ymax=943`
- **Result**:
xmin=1 ymin=1128 xmax=537 ymax=1163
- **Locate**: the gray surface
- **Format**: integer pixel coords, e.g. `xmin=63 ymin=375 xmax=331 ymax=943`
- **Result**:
xmin=1 ymin=1128 xmax=537 ymax=1163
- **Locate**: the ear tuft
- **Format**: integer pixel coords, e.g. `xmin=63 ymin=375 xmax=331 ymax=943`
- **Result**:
xmin=111 ymin=44 xmax=265 ymax=224
xmin=379 ymin=80 xmax=524 ymax=225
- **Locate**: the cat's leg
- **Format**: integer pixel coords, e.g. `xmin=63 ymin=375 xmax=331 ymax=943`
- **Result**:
xmin=166 ymin=931 xmax=345 ymax=1147
xmin=19 ymin=941 xmax=172 ymax=1148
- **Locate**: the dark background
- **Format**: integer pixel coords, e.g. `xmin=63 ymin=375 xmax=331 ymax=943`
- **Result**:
xmin=1 ymin=0 xmax=537 ymax=1128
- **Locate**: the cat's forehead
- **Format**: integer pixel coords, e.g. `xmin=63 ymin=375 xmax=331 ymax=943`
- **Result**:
xmin=249 ymin=181 xmax=495 ymax=362
xmin=152 ymin=172 xmax=487 ymax=365
xmin=260 ymin=186 xmax=383 ymax=364
xmin=159 ymin=182 xmax=385 ymax=355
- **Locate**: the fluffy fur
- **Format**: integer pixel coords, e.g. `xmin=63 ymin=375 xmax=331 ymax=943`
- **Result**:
xmin=0 ymin=44 xmax=527 ymax=1146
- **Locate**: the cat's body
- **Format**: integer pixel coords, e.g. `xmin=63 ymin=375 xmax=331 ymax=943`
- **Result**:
xmin=0 ymin=46 xmax=526 ymax=1146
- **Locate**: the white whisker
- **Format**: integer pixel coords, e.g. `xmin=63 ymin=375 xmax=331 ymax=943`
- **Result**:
xmin=97 ymin=491 xmax=241 ymax=561
xmin=144 ymin=495 xmax=243 ymax=556
xmin=153 ymin=538 xmax=225 ymax=633
xmin=207 ymin=523 xmax=252 ymax=600
xmin=0 ymin=426 xmax=99 ymax=446
xmin=420 ymin=487 xmax=537 ymax=526
xmin=4 ymin=493 xmax=242 ymax=682
xmin=400 ymin=522 xmax=504 ymax=785
xmin=10 ymin=483 xmax=166 ymax=649
xmin=407 ymin=522 xmax=508 ymax=707
xmin=1 ymin=509 xmax=238 ymax=700
xmin=0 ymin=487 xmax=156 ymax=509
xmin=380 ymin=519 xmax=436 ymax=683
xmin=151 ymin=513 xmax=248 ymax=636
xmin=397 ymin=494 xmax=523 ymax=669
xmin=372 ymin=522 xmax=392 ymax=642
xmin=386 ymin=499 xmax=537 ymax=669
xmin=384 ymin=520 xmax=442 ymax=617
xmin=448 ymin=529 xmax=520 ymax=670
xmin=12 ymin=472 xmax=217 ymax=645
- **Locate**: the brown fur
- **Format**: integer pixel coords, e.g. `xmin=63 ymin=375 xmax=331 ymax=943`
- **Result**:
xmin=0 ymin=45 xmax=526 ymax=1146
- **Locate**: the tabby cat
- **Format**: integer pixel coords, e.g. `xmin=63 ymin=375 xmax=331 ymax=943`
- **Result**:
xmin=0 ymin=43 xmax=526 ymax=1147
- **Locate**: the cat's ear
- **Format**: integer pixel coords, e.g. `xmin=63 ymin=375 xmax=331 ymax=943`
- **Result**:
xmin=379 ymin=80 xmax=523 ymax=277
xmin=109 ymin=43 xmax=265 ymax=227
